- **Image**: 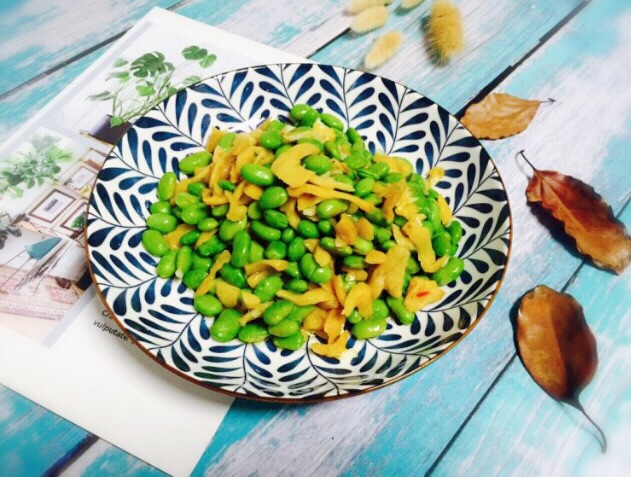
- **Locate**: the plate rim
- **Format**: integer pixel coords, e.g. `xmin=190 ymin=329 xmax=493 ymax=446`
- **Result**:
xmin=84 ymin=62 xmax=513 ymax=404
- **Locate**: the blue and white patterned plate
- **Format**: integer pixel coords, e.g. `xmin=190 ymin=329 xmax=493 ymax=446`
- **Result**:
xmin=86 ymin=64 xmax=511 ymax=402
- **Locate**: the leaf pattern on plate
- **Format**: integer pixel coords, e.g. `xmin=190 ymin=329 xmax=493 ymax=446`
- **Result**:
xmin=87 ymin=64 xmax=511 ymax=400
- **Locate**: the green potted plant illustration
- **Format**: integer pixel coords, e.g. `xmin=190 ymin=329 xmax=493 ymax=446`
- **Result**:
xmin=87 ymin=46 xmax=217 ymax=145
xmin=0 ymin=135 xmax=73 ymax=198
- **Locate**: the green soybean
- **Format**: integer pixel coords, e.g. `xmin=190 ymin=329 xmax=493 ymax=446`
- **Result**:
xmin=319 ymin=237 xmax=336 ymax=253
xmin=359 ymin=162 xmax=389 ymax=180
xmin=285 ymin=279 xmax=309 ymax=293
xmin=275 ymin=144 xmax=292 ymax=158
xmin=251 ymin=220 xmax=282 ymax=242
xmin=300 ymin=109 xmax=319 ymax=128
xmin=406 ymin=256 xmax=421 ymax=275
xmin=142 ymin=230 xmax=169 ymax=257
xmin=317 ymin=219 xmax=334 ymax=236
xmin=431 ymin=257 xmax=465 ymax=286
xmin=297 ymin=220 xmax=319 ymax=238
xmin=174 ymin=192 xmax=200 ymax=208
xmin=238 ymin=323 xmax=269 ymax=343
xmin=334 ymin=174 xmax=354 ymax=188
xmin=211 ymin=309 xmax=241 ymax=342
xmin=287 ymin=237 xmax=307 ymax=261
xmin=382 ymin=240 xmax=396 ymax=251
xmin=426 ymin=199 xmax=441 ymax=229
xmin=175 ymin=246 xmax=193 ymax=278
xmin=273 ymin=332 xmax=305 ymax=351
xmin=432 ymin=231 xmax=452 ymax=257
xmin=299 ymin=253 xmax=318 ymax=278
xmin=344 ymin=153 xmax=368 ymax=170
xmin=181 ymin=204 xmax=209 ymax=225
xmin=290 ymin=104 xmax=311 ymax=121
xmin=352 ymin=317 xmax=387 ymax=339
xmin=259 ymin=186 xmax=289 ymax=209
xmin=269 ymin=319 xmax=300 ymax=337
xmin=267 ymin=119 xmax=285 ymax=132
xmin=240 ymin=164 xmax=275 ymax=186
xmin=310 ymin=266 xmax=333 ymax=284
xmin=183 ymin=269 xmax=208 ymax=290
xmin=219 ymin=218 xmax=246 ymax=241
xmin=384 ymin=172 xmax=405 ymax=183
xmin=150 ymin=201 xmax=172 ymax=215
xmin=254 ymin=275 xmax=284 ymax=302
xmin=156 ymin=250 xmax=177 ymax=278
xmin=316 ymin=199 xmax=349 ymax=219
xmin=448 ymin=220 xmax=463 ymax=245
xmin=281 ymin=227 xmax=295 ymax=243
xmin=247 ymin=202 xmax=262 ymax=220
xmin=231 ymin=230 xmax=251 ymax=268
xmin=147 ymin=213 xmax=178 ymax=233
xmin=387 ymin=297 xmax=416 ymax=325
xmin=263 ymin=300 xmax=295 ymax=325
xmin=374 ymin=226 xmax=391 ymax=244
xmin=354 ymin=178 xmax=374 ymax=198
xmin=179 ymin=151 xmax=211 ymax=175
xmin=217 ymin=132 xmax=236 ymax=151
xmin=157 ymin=172 xmax=177 ymax=201
xmin=218 ymin=180 xmax=236 ymax=192
xmin=347 ymin=310 xmax=362 ymax=324
xmin=263 ymin=210 xmax=289 ymax=229
xmin=324 ymin=140 xmax=340 ymax=159
xmin=320 ymin=113 xmax=344 ymax=131
xmin=259 ymin=130 xmax=283 ymax=150
xmin=180 ymin=230 xmax=201 ymax=246
xmin=353 ymin=237 xmax=373 ymax=255
xmin=211 ymin=204 xmax=229 ymax=218
xmin=343 ymin=255 xmax=366 ymax=269
xmin=393 ymin=215 xmax=407 ymax=227
xmin=187 ymin=182 xmax=206 ymax=197
xmin=284 ymin=262 xmax=301 ymax=279
xmin=372 ymin=299 xmax=389 ymax=320
xmin=191 ymin=253 xmax=212 ymax=272
xmin=194 ymin=294 xmax=223 ymax=317
xmin=248 ymin=241 xmax=265 ymax=263
xmin=304 ymin=155 xmax=332 ymax=175
xmin=265 ymin=240 xmax=287 ymax=260
xmin=297 ymin=137 xmax=323 ymax=152
xmin=346 ymin=127 xmax=362 ymax=144
xmin=198 ymin=217 xmax=219 ymax=231
xmin=219 ymin=263 xmax=247 ymax=288
xmin=197 ymin=235 xmax=226 ymax=257
xmin=286 ymin=305 xmax=314 ymax=323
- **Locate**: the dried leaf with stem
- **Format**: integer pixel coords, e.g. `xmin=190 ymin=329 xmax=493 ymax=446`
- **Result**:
xmin=461 ymin=94 xmax=554 ymax=139
xmin=516 ymin=285 xmax=606 ymax=452
xmin=520 ymin=151 xmax=631 ymax=273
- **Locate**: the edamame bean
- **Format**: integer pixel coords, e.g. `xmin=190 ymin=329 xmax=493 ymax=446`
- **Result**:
xmin=448 ymin=220 xmax=463 ymax=245
xmin=240 ymin=164 xmax=275 ymax=186
xmin=343 ymin=255 xmax=366 ymax=269
xmin=259 ymin=186 xmax=289 ymax=209
xmin=372 ymin=299 xmax=389 ymax=320
xmin=231 ymin=230 xmax=251 ymax=268
xmin=304 ymin=155 xmax=332 ymax=175
xmin=393 ymin=215 xmax=407 ymax=227
xmin=179 ymin=151 xmax=211 ymax=174
xmin=238 ymin=323 xmax=269 ymax=343
xmin=249 ymin=241 xmax=265 ymax=262
xmin=344 ymin=153 xmax=368 ymax=170
xmin=198 ymin=217 xmax=219 ymax=231
xmin=290 ymin=104 xmax=311 ymax=121
xmin=183 ymin=269 xmax=208 ymax=290
xmin=299 ymin=253 xmax=318 ymax=278
xmin=421 ymin=219 xmax=434 ymax=237
xmin=426 ymin=199 xmax=441 ymax=229
xmin=150 ymin=201 xmax=172 ymax=215
xmin=359 ymin=162 xmax=389 ymax=179
xmin=364 ymin=193 xmax=381 ymax=206
xmin=180 ymin=230 xmax=201 ymax=246
xmin=211 ymin=309 xmax=241 ymax=342
xmin=334 ymin=175 xmax=354 ymax=188
xmin=219 ymin=263 xmax=247 ymax=288
xmin=352 ymin=317 xmax=387 ymax=339
xmin=281 ymin=227 xmax=295 ymax=243
xmin=285 ymin=279 xmax=308 ymax=293
xmin=406 ymin=256 xmax=421 ymax=275
xmin=284 ymin=262 xmax=301 ymax=278
xmin=382 ymin=240 xmax=396 ymax=251
xmin=297 ymin=137 xmax=323 ymax=152
xmin=217 ymin=132 xmax=236 ymax=151
xmin=147 ymin=213 xmax=178 ymax=233
xmin=254 ymin=275 xmax=283 ymax=302
xmin=267 ymin=119 xmax=285 ymax=132
xmin=317 ymin=219 xmax=334 ymax=236
xmin=273 ymin=332 xmax=305 ymax=351
xmin=247 ymin=202 xmax=262 ymax=220
xmin=275 ymin=144 xmax=291 ymax=158
xmin=174 ymin=192 xmax=200 ymax=208
xmin=432 ymin=231 xmax=452 ymax=257
xmin=142 ymin=230 xmax=169 ymax=257
xmin=218 ymin=180 xmax=236 ymax=192
xmin=259 ymin=130 xmax=283 ymax=150
xmin=176 ymin=245 xmax=193 ymax=278
xmin=310 ymin=265 xmax=333 ymax=284
xmin=286 ymin=305 xmax=314 ymax=323
xmin=354 ymin=178 xmax=374 ymax=198
xmin=347 ymin=310 xmax=362 ymax=324
xmin=324 ymin=140 xmax=340 ymax=159
xmin=219 ymin=218 xmax=246 ymax=242
xmin=157 ymin=172 xmax=177 ymax=201
xmin=319 ymin=237 xmax=336 ymax=253
xmin=346 ymin=127 xmax=362 ymax=144
xmin=211 ymin=204 xmax=229 ymax=218
xmin=263 ymin=210 xmax=289 ymax=229
xmin=181 ymin=204 xmax=209 ymax=225
xmin=187 ymin=182 xmax=206 ymax=196
xmin=251 ymin=220 xmax=282 ymax=242
xmin=269 ymin=319 xmax=300 ymax=338
xmin=300 ymin=109 xmax=319 ymax=127
xmin=156 ymin=250 xmax=177 ymax=278
xmin=384 ymin=172 xmax=405 ymax=183
xmin=374 ymin=226 xmax=391 ymax=244
xmin=386 ymin=296 xmax=416 ymax=325
xmin=263 ymin=300 xmax=294 ymax=325
xmin=337 ymin=245 xmax=353 ymax=256
xmin=353 ymin=237 xmax=373 ymax=255
xmin=264 ymin=240 xmax=287 ymax=260
xmin=191 ymin=253 xmax=212 ymax=272
xmin=316 ymin=199 xmax=349 ymax=219
xmin=194 ymin=294 xmax=223 ymax=317
xmin=297 ymin=220 xmax=319 ymax=238
xmin=431 ymin=257 xmax=465 ymax=286
xmin=287 ymin=237 xmax=307 ymax=261
xmin=320 ymin=113 xmax=344 ymax=131
xmin=197 ymin=235 xmax=226 ymax=257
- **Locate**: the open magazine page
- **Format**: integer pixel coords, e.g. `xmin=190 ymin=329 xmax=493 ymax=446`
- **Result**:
xmin=0 ymin=8 xmax=303 ymax=476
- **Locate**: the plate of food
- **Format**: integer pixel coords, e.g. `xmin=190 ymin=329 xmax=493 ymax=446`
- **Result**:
xmin=86 ymin=63 xmax=511 ymax=402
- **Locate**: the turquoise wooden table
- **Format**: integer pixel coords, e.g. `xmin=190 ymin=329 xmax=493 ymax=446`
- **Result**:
xmin=1 ymin=0 xmax=630 ymax=475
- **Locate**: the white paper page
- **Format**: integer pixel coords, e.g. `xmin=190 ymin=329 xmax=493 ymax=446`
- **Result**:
xmin=0 ymin=8 xmax=304 ymax=476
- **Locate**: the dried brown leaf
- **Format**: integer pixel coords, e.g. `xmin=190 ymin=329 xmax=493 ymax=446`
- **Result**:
xmin=523 ymin=153 xmax=631 ymax=273
xmin=461 ymin=93 xmax=543 ymax=139
xmin=516 ymin=285 xmax=606 ymax=451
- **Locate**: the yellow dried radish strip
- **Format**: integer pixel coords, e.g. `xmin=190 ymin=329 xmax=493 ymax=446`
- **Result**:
xmin=174 ymin=164 xmax=212 ymax=196
xmin=383 ymin=245 xmax=410 ymax=298
xmin=436 ymin=194 xmax=453 ymax=225
xmin=270 ymin=143 xmax=319 ymax=187
xmin=195 ymin=230 xmax=216 ymax=248
xmin=332 ymin=275 xmax=348 ymax=304
xmin=355 ymin=217 xmax=374 ymax=240
xmin=392 ymin=224 xmax=415 ymax=251
xmin=195 ymin=250 xmax=231 ymax=296
xmin=202 ymin=188 xmax=229 ymax=206
xmin=280 ymin=198 xmax=301 ymax=229
xmin=215 ymin=280 xmax=240 ymax=308
xmin=239 ymin=303 xmax=272 ymax=326
xmin=342 ymin=269 xmax=369 ymax=282
xmin=240 ymin=290 xmax=261 ymax=309
xmin=303 ymin=308 xmax=326 ymax=332
xmin=276 ymin=288 xmax=336 ymax=306
xmin=288 ymin=184 xmax=374 ymax=212
xmin=404 ymin=278 xmax=445 ymax=313
xmin=402 ymin=219 xmax=449 ymax=273
xmin=309 ymin=174 xmax=354 ymax=192
xmin=314 ymin=245 xmax=333 ymax=267
xmin=364 ymin=31 xmax=403 ymax=70
xmin=365 ymin=250 xmax=387 ymax=264
xmin=311 ymin=331 xmax=350 ymax=358
xmin=351 ymin=6 xmax=388 ymax=33
xmin=381 ymin=181 xmax=406 ymax=222
xmin=324 ymin=310 xmax=346 ymax=344
xmin=206 ymin=128 xmax=224 ymax=152
xmin=427 ymin=166 xmax=445 ymax=188
xmin=368 ymin=263 xmax=386 ymax=299
xmin=244 ymin=260 xmax=289 ymax=275
xmin=318 ymin=281 xmax=340 ymax=309
xmin=165 ymin=224 xmax=195 ymax=250
xmin=247 ymin=270 xmax=269 ymax=288
xmin=335 ymin=214 xmax=358 ymax=245
xmin=373 ymin=152 xmax=413 ymax=175
xmin=342 ymin=282 xmax=373 ymax=318
xmin=243 ymin=183 xmax=263 ymax=200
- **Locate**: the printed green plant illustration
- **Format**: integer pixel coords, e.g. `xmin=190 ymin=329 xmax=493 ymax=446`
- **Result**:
xmin=0 ymin=135 xmax=73 ymax=198
xmin=88 ymin=46 xmax=217 ymax=127
xmin=70 ymin=213 xmax=86 ymax=230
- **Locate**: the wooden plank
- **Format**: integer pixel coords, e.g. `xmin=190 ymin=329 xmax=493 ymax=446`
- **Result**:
xmin=430 ymin=204 xmax=631 ymax=476
xmin=0 ymin=384 xmax=90 ymax=475
xmin=193 ymin=0 xmax=631 ymax=475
